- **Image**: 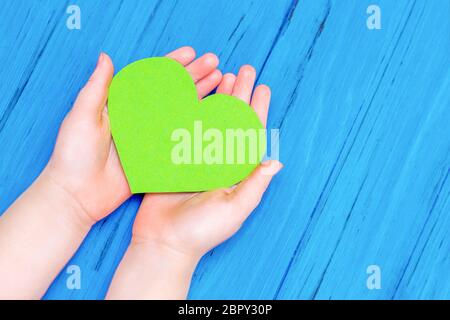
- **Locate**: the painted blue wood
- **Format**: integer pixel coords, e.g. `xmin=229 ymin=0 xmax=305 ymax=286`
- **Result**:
xmin=0 ymin=0 xmax=448 ymax=299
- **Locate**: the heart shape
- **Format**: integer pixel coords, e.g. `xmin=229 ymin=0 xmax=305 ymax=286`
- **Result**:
xmin=108 ymin=57 xmax=266 ymax=193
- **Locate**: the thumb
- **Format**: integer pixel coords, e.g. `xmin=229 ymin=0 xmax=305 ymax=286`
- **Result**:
xmin=72 ymin=52 xmax=114 ymax=120
xmin=230 ymin=160 xmax=283 ymax=216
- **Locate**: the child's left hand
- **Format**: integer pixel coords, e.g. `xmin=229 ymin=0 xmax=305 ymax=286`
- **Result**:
xmin=42 ymin=52 xmax=129 ymax=225
xmin=43 ymin=47 xmax=222 ymax=225
xmin=0 ymin=47 xmax=223 ymax=299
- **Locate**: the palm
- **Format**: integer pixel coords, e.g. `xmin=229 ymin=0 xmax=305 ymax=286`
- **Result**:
xmin=134 ymin=48 xmax=272 ymax=251
xmin=137 ymin=47 xmax=224 ymax=236
xmin=47 ymin=105 xmax=130 ymax=221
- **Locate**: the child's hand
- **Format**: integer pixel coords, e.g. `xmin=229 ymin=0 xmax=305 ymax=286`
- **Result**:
xmin=107 ymin=65 xmax=282 ymax=299
xmin=43 ymin=47 xmax=222 ymax=224
xmin=0 ymin=47 xmax=223 ymax=299
xmin=132 ymin=65 xmax=282 ymax=260
xmin=41 ymin=52 xmax=127 ymax=225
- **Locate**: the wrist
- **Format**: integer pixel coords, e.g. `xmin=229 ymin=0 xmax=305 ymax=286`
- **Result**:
xmin=130 ymin=236 xmax=201 ymax=268
xmin=109 ymin=238 xmax=199 ymax=299
xmin=34 ymin=170 xmax=95 ymax=233
xmin=108 ymin=240 xmax=199 ymax=299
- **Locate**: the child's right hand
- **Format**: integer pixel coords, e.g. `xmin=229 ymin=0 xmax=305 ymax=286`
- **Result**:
xmin=132 ymin=65 xmax=282 ymax=261
xmin=107 ymin=65 xmax=282 ymax=299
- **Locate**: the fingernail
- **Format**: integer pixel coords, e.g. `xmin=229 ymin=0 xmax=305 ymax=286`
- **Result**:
xmin=96 ymin=52 xmax=105 ymax=68
xmin=261 ymin=160 xmax=283 ymax=175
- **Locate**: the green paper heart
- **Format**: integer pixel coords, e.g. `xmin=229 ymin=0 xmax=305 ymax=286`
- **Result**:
xmin=108 ymin=57 xmax=266 ymax=193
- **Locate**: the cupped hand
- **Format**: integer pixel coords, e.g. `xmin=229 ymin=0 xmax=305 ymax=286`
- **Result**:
xmin=43 ymin=47 xmax=222 ymax=225
xmin=132 ymin=63 xmax=283 ymax=260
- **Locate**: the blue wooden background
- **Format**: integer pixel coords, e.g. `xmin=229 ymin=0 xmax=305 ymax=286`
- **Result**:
xmin=0 ymin=0 xmax=449 ymax=299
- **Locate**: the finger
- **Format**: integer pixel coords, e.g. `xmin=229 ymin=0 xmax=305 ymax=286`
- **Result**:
xmin=230 ymin=160 xmax=283 ymax=215
xmin=216 ymin=73 xmax=236 ymax=95
xmin=250 ymin=84 xmax=271 ymax=127
xmin=232 ymin=65 xmax=256 ymax=104
xmin=73 ymin=53 xmax=114 ymax=119
xmin=196 ymin=69 xmax=222 ymax=99
xmin=185 ymin=53 xmax=219 ymax=83
xmin=166 ymin=46 xmax=196 ymax=66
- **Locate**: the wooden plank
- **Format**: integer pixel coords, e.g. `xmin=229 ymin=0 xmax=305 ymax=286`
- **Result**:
xmin=0 ymin=0 xmax=448 ymax=299
xmin=268 ymin=0 xmax=450 ymax=299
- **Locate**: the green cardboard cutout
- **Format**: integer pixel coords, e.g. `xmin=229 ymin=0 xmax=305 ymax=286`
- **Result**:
xmin=108 ymin=57 xmax=266 ymax=193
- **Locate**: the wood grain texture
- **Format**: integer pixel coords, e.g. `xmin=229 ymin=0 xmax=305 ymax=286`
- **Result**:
xmin=0 ymin=0 xmax=448 ymax=299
